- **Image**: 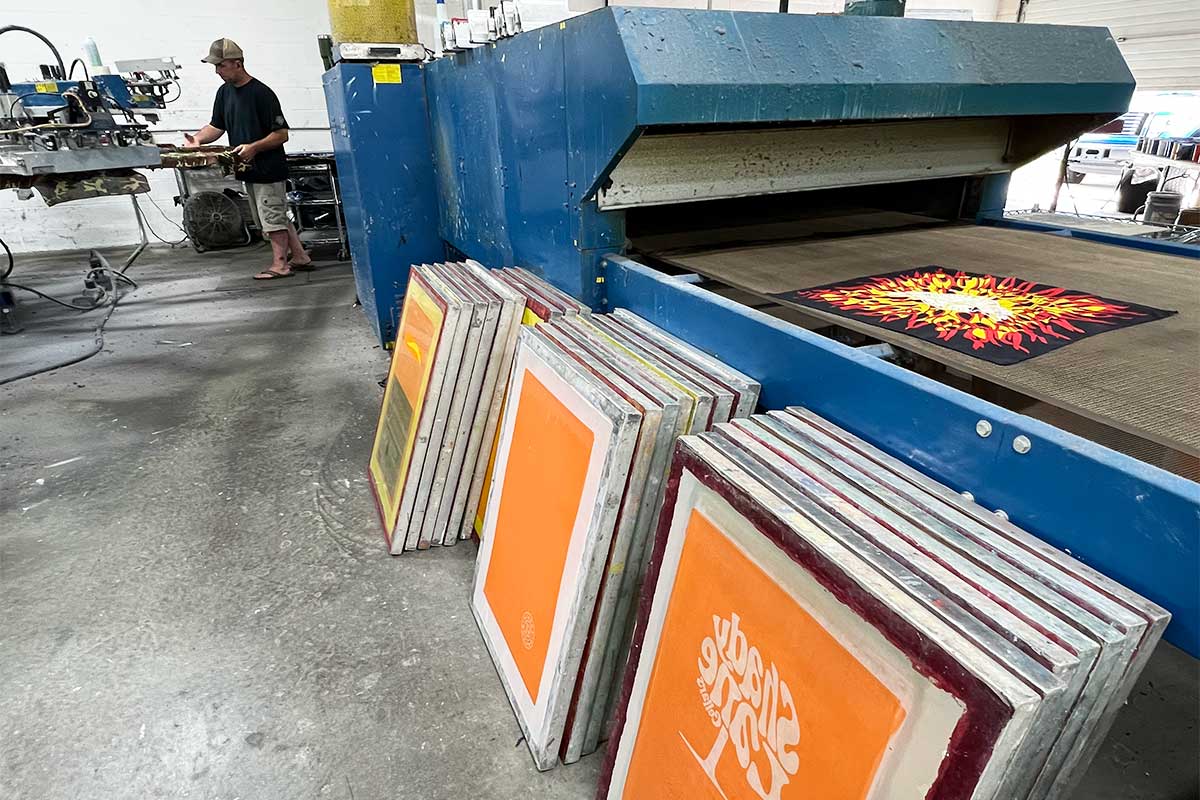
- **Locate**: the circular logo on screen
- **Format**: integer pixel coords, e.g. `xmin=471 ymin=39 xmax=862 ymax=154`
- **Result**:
xmin=520 ymin=611 xmax=535 ymax=650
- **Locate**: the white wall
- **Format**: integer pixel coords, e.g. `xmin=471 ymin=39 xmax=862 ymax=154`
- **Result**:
xmin=1 ymin=0 xmax=333 ymax=253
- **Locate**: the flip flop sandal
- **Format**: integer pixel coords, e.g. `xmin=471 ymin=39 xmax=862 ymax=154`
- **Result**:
xmin=254 ymin=268 xmax=295 ymax=280
xmin=289 ymin=261 xmax=317 ymax=272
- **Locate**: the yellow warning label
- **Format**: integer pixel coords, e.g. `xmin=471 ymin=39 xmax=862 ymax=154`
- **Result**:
xmin=372 ymin=64 xmax=402 ymax=84
xmin=35 ymin=81 xmax=58 ymax=93
xmin=559 ymin=21 xmax=566 ymax=29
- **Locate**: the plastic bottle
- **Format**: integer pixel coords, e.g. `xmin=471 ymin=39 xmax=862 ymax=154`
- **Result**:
xmin=435 ymin=0 xmax=453 ymax=52
xmin=83 ymin=36 xmax=103 ymax=68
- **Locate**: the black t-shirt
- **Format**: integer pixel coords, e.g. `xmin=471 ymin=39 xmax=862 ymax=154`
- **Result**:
xmin=210 ymin=78 xmax=289 ymax=183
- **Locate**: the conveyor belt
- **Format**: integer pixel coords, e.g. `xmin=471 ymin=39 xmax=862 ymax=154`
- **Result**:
xmin=640 ymin=225 xmax=1200 ymax=457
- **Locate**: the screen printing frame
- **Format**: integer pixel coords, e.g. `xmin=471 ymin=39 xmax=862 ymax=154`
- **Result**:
xmin=398 ymin=265 xmax=473 ymax=551
xmin=473 ymin=327 xmax=641 ymax=770
xmin=603 ymin=254 xmax=1200 ymax=659
xmin=367 ymin=266 xmax=451 ymax=551
xmin=772 ymin=407 xmax=1168 ymax=798
xmin=419 ymin=263 xmax=502 ymax=548
xmin=707 ymin=422 xmax=1090 ymax=799
xmin=444 ymin=262 xmax=525 ymax=542
xmin=600 ymin=437 xmax=1040 ymax=800
xmin=537 ymin=322 xmax=666 ymax=764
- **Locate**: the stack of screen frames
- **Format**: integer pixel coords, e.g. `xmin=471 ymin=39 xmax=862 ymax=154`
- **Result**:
xmin=560 ymin=311 xmax=760 ymax=764
xmin=501 ymin=266 xmax=591 ymax=318
xmin=598 ymin=409 xmax=1170 ymax=800
xmin=465 ymin=267 xmax=591 ymax=538
xmin=471 ymin=313 xmax=760 ymax=769
xmin=368 ymin=261 xmax=526 ymax=553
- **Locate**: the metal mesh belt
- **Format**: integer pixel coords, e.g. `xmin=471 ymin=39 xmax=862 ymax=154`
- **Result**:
xmin=644 ymin=225 xmax=1200 ymax=456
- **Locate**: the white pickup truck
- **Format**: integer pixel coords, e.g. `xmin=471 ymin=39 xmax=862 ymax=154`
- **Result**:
xmin=1066 ymin=111 xmax=1147 ymax=184
xmin=1068 ymin=93 xmax=1200 ymax=214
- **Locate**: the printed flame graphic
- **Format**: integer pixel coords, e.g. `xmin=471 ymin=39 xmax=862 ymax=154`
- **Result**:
xmin=797 ymin=270 xmax=1147 ymax=355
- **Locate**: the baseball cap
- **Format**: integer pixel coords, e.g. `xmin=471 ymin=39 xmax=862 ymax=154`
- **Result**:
xmin=202 ymin=38 xmax=244 ymax=64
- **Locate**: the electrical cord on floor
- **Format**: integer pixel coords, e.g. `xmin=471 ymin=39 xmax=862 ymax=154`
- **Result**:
xmin=2 ymin=263 xmax=135 ymax=310
xmin=3 ymin=281 xmax=106 ymax=310
xmin=99 ymin=268 xmax=138 ymax=289
xmin=0 ymin=233 xmax=137 ymax=290
xmin=0 ymin=287 xmax=124 ymax=386
xmin=0 ymin=257 xmax=140 ymax=385
xmin=0 ymin=235 xmax=12 ymax=280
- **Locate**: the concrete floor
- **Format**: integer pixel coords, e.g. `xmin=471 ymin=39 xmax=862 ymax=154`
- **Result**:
xmin=1 ymin=245 xmax=599 ymax=799
xmin=1 ymin=244 xmax=1196 ymax=799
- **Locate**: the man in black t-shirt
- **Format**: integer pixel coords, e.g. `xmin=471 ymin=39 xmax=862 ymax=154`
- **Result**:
xmin=186 ymin=38 xmax=311 ymax=279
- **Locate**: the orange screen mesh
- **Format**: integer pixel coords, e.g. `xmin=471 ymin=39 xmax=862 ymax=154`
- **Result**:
xmin=483 ymin=370 xmax=595 ymax=700
xmin=622 ymin=509 xmax=905 ymax=799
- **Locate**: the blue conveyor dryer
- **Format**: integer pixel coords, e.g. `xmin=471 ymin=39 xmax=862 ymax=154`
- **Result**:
xmin=325 ymin=8 xmax=1199 ymax=658
xmin=323 ymin=62 xmax=443 ymax=345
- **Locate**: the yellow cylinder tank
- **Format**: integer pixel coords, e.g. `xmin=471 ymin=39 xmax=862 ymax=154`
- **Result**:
xmin=327 ymin=0 xmax=418 ymax=45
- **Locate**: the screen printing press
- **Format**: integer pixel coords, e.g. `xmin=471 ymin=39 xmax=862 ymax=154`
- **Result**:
xmin=323 ymin=8 xmax=1200 ymax=662
xmin=0 ymin=28 xmax=183 ymax=321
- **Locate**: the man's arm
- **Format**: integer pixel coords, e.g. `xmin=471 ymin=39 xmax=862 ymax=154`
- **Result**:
xmin=232 ymin=128 xmax=288 ymax=162
xmin=184 ymin=124 xmax=225 ymax=147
